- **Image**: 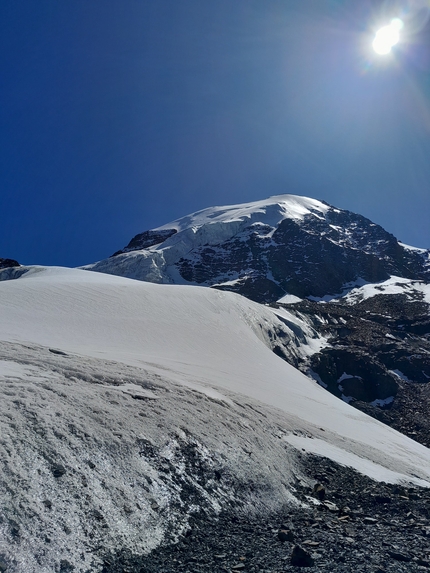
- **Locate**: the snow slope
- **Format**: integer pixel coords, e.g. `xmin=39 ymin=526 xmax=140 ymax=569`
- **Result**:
xmin=302 ymin=275 xmax=430 ymax=305
xmin=154 ymin=194 xmax=331 ymax=231
xmin=336 ymin=275 xmax=430 ymax=305
xmin=1 ymin=266 xmax=430 ymax=572
xmin=1 ymin=267 xmax=428 ymax=481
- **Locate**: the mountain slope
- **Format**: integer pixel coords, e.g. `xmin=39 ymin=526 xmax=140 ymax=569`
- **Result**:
xmin=1 ymin=266 xmax=420 ymax=465
xmin=278 ymin=276 xmax=430 ymax=447
xmin=83 ymin=195 xmax=430 ymax=448
xmin=85 ymin=195 xmax=430 ymax=303
xmin=1 ymin=267 xmax=430 ymax=572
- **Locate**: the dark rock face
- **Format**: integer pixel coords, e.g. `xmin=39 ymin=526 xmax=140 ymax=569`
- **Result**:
xmin=311 ymin=348 xmax=399 ymax=403
xmin=290 ymin=545 xmax=315 ymax=567
xmin=174 ymin=208 xmax=429 ymax=303
xmin=111 ymin=229 xmax=177 ymax=256
xmin=0 ymin=258 xmax=20 ymax=269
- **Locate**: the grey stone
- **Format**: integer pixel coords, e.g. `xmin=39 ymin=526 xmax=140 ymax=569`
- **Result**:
xmin=291 ymin=545 xmax=315 ymax=567
xmin=387 ymin=550 xmax=412 ymax=562
xmin=313 ymin=483 xmax=326 ymax=500
xmin=278 ymin=528 xmax=294 ymax=542
xmin=51 ymin=463 xmax=66 ymax=478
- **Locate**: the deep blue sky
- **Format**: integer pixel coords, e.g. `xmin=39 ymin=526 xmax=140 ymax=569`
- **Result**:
xmin=1 ymin=0 xmax=430 ymax=267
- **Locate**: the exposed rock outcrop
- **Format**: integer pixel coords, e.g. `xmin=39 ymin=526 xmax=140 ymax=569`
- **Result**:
xmin=0 ymin=258 xmax=20 ymax=269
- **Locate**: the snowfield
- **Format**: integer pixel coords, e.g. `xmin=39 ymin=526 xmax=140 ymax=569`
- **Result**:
xmin=336 ymin=275 xmax=430 ymax=305
xmin=156 ymin=194 xmax=332 ymax=229
xmin=1 ymin=266 xmax=430 ymax=572
xmin=304 ymin=275 xmax=430 ymax=305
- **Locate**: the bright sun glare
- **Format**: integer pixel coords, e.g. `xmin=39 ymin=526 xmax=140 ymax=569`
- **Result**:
xmin=372 ymin=18 xmax=404 ymax=55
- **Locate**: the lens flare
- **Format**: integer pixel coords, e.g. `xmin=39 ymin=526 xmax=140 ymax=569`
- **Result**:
xmin=372 ymin=18 xmax=404 ymax=54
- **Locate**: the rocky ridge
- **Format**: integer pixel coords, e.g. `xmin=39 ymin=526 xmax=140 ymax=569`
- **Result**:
xmin=0 ymin=259 xmax=19 ymax=270
xmin=273 ymin=282 xmax=430 ymax=448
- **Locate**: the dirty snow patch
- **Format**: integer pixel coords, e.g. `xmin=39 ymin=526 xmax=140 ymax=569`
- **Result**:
xmin=390 ymin=369 xmax=411 ymax=381
xmin=371 ymin=396 xmax=395 ymax=408
xmin=283 ymin=434 xmax=429 ymax=486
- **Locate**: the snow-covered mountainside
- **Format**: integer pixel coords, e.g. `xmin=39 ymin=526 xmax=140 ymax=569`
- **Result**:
xmin=332 ymin=275 xmax=430 ymax=306
xmin=1 ymin=267 xmax=430 ymax=572
xmin=85 ymin=194 xmax=430 ymax=303
xmin=83 ymin=195 xmax=430 ymax=448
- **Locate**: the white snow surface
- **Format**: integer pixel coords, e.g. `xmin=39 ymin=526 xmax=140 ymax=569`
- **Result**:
xmin=270 ymin=306 xmax=328 ymax=358
xmin=335 ymin=275 xmax=430 ymax=305
xmin=277 ymin=293 xmax=303 ymax=304
xmin=155 ymin=194 xmax=331 ymax=231
xmin=399 ymin=242 xmax=428 ymax=253
xmin=1 ymin=267 xmax=429 ymax=481
xmin=1 ymin=266 xmax=430 ymax=572
xmin=83 ymin=194 xmax=332 ymax=283
xmin=307 ymin=275 xmax=430 ymax=305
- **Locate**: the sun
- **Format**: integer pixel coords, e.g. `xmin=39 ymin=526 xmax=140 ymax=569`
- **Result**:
xmin=372 ymin=18 xmax=404 ymax=55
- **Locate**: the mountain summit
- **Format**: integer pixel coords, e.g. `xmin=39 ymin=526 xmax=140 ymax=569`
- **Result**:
xmin=86 ymin=194 xmax=430 ymax=303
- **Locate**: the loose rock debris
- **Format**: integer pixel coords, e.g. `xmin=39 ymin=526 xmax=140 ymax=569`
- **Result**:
xmin=101 ymin=455 xmax=430 ymax=573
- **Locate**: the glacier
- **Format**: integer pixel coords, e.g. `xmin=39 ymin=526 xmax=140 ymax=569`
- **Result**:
xmin=1 ymin=266 xmax=430 ymax=571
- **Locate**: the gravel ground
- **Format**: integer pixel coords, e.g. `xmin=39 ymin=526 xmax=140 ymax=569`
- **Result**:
xmin=102 ymin=454 xmax=430 ymax=573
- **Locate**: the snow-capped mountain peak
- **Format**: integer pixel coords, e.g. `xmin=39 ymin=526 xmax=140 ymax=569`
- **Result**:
xmin=156 ymin=194 xmax=332 ymax=233
xmin=85 ymin=194 xmax=430 ymax=303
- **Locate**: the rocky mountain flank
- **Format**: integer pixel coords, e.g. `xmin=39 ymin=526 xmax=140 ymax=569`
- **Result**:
xmin=86 ymin=195 xmax=430 ymax=447
xmin=275 ymin=286 xmax=430 ymax=448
